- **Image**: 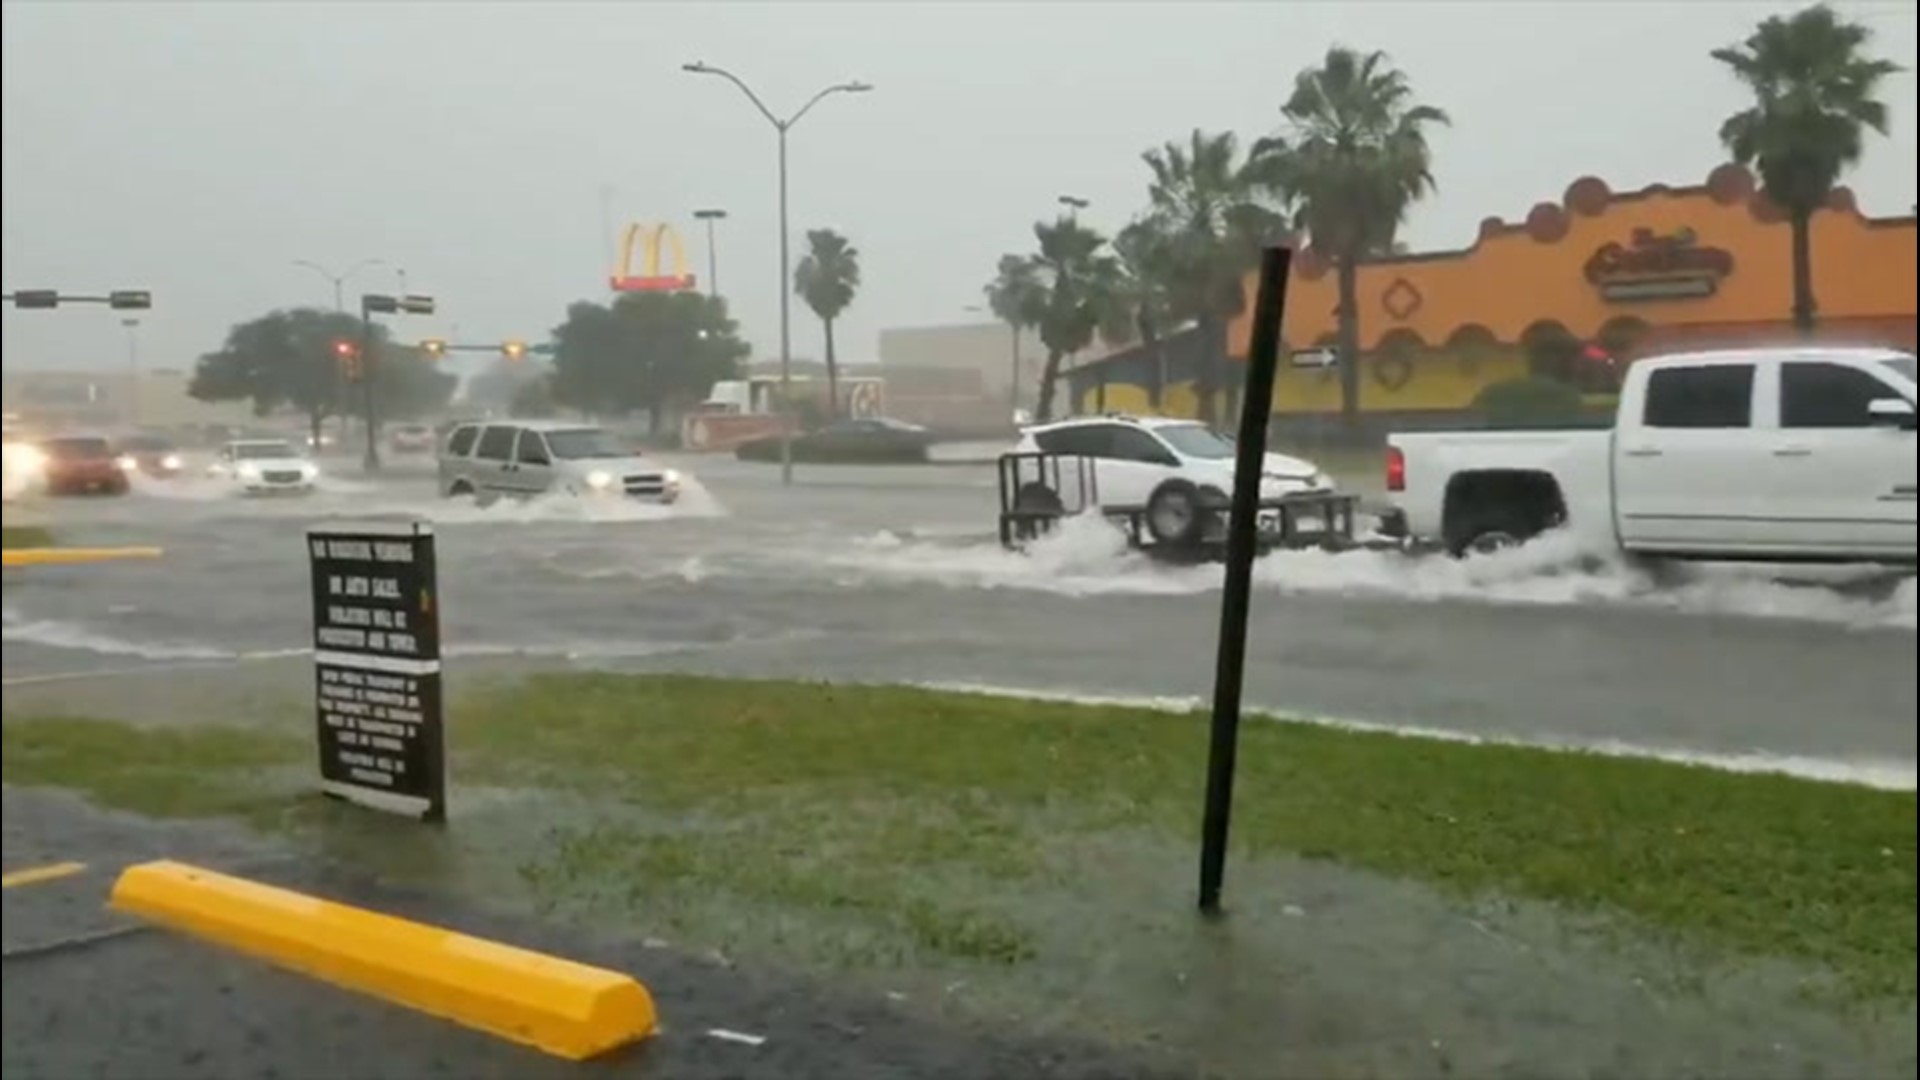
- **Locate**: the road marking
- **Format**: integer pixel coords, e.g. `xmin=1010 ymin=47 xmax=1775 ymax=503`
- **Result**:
xmin=706 ymin=1028 xmax=767 ymax=1047
xmin=2 ymin=861 xmax=87 ymax=889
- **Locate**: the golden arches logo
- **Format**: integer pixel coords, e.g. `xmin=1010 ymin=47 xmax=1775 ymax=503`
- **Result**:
xmin=610 ymin=222 xmax=697 ymax=293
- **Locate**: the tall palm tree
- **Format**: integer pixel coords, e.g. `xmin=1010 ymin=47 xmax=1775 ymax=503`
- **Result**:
xmin=1252 ymin=47 xmax=1448 ymax=428
xmin=1713 ymin=3 xmax=1901 ymax=334
xmin=1106 ymin=218 xmax=1178 ymax=409
xmin=794 ymin=228 xmax=861 ymax=417
xmin=983 ymin=253 xmax=1044 ymax=414
xmin=1140 ymin=129 xmax=1289 ymax=425
xmin=1002 ymin=216 xmax=1120 ymax=421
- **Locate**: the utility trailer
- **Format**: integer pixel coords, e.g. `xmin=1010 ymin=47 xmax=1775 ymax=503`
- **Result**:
xmin=996 ymin=450 xmax=1414 ymax=562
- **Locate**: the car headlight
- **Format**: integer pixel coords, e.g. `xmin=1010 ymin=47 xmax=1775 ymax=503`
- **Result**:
xmin=300 ymin=463 xmax=320 ymax=480
xmin=116 ymin=454 xmax=138 ymax=471
xmin=585 ymin=469 xmax=614 ymax=490
xmin=661 ymin=469 xmax=681 ymax=487
xmin=6 ymin=445 xmax=46 ymax=476
xmin=237 ymin=463 xmax=262 ymax=479
xmin=161 ymin=454 xmax=183 ymax=470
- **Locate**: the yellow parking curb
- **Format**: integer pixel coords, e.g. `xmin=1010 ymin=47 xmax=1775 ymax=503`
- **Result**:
xmin=110 ymin=861 xmax=658 ymax=1061
xmin=1 ymin=546 xmax=164 ymax=567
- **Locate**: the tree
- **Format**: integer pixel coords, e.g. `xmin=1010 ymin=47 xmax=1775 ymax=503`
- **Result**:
xmin=188 ymin=307 xmax=452 ymax=446
xmin=983 ymin=254 xmax=1044 ymax=413
xmin=1713 ymin=3 xmax=1901 ymax=333
xmin=1104 ymin=219 xmax=1177 ymax=408
xmin=509 ymin=374 xmax=558 ymax=418
xmin=464 ymin=356 xmax=547 ymax=415
xmin=793 ymin=229 xmax=862 ymax=418
xmin=548 ymin=291 xmax=747 ymax=433
xmin=1003 ymin=216 xmax=1121 ymax=421
xmin=1138 ymin=130 xmax=1289 ymax=424
xmin=1253 ymin=47 xmax=1449 ymax=428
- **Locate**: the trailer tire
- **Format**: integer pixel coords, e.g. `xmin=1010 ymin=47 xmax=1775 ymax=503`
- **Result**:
xmin=1013 ymin=482 xmax=1064 ymax=514
xmin=1145 ymin=479 xmax=1207 ymax=550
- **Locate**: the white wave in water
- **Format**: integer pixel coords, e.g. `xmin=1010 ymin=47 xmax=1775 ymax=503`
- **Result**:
xmin=818 ymin=513 xmax=1917 ymax=631
xmin=124 ymin=470 xmax=728 ymax=524
xmin=916 ymin=680 xmax=1917 ymax=792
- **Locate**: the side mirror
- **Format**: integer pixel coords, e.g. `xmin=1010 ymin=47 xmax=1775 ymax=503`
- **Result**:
xmin=1867 ymin=398 xmax=1917 ymax=431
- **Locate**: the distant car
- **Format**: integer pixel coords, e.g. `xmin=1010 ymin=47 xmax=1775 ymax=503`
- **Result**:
xmin=35 ymin=434 xmax=133 ymax=496
xmin=437 ymin=419 xmax=681 ymax=503
xmin=119 ymin=433 xmax=185 ymax=478
xmin=388 ymin=423 xmax=436 ymax=454
xmin=735 ymin=417 xmax=936 ymax=464
xmin=206 ymin=438 xmax=319 ymax=496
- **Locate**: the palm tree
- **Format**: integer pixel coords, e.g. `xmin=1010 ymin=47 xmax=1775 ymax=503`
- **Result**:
xmin=983 ymin=253 xmax=1044 ymax=414
xmin=1003 ymin=216 xmax=1120 ymax=421
xmin=1713 ymin=3 xmax=1901 ymax=334
xmin=1139 ymin=130 xmax=1289 ymax=425
xmin=794 ymin=228 xmax=861 ymax=417
xmin=1106 ymin=218 xmax=1178 ymax=409
xmin=1252 ymin=47 xmax=1448 ymax=428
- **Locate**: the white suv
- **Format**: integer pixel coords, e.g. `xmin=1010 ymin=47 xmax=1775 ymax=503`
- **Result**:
xmin=438 ymin=420 xmax=681 ymax=504
xmin=1013 ymin=415 xmax=1333 ymax=509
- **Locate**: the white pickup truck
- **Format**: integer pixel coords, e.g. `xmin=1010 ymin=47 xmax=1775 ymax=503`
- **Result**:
xmin=1385 ymin=347 xmax=1917 ymax=563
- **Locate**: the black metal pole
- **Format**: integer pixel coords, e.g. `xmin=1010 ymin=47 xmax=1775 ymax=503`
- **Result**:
xmin=360 ymin=303 xmax=381 ymax=472
xmin=1197 ymin=245 xmax=1292 ymax=916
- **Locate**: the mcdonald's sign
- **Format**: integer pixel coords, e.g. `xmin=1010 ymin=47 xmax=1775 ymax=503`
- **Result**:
xmin=610 ymin=222 xmax=697 ymax=293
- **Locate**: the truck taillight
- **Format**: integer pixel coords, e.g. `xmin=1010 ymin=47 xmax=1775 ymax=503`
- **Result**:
xmin=1386 ymin=446 xmax=1406 ymax=493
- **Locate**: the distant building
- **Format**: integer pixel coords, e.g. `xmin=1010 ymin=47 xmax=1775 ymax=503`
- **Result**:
xmin=875 ymin=320 xmax=1124 ymax=424
xmin=1 ymin=368 xmax=256 ymax=430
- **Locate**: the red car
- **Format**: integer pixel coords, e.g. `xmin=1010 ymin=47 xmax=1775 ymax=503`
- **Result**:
xmin=37 ymin=434 xmax=132 ymax=496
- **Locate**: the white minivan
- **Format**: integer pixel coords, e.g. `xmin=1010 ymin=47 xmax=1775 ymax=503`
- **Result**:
xmin=438 ymin=420 xmax=681 ymax=503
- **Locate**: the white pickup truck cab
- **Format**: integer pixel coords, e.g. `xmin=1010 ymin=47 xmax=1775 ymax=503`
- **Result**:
xmin=1387 ymin=347 xmax=1917 ymax=563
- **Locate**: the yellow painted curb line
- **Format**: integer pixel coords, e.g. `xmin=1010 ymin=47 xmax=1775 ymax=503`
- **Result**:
xmin=2 ymin=861 xmax=88 ymax=889
xmin=110 ymin=861 xmax=657 ymax=1061
xmin=1 ymin=546 xmax=164 ymax=567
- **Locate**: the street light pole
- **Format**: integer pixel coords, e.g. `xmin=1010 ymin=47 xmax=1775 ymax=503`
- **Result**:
xmin=292 ymin=258 xmax=388 ymax=313
xmin=694 ymin=208 xmax=728 ymax=298
xmin=683 ymin=61 xmax=873 ymax=487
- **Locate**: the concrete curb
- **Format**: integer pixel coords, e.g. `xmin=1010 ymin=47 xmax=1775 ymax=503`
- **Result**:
xmin=109 ymin=860 xmax=657 ymax=1061
xmin=1 ymin=546 xmax=164 ymax=567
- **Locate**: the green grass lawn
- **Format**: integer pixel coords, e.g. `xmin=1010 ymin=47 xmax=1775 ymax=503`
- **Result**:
xmin=0 ymin=524 xmax=54 ymax=549
xmin=5 ymin=673 xmax=1913 ymax=999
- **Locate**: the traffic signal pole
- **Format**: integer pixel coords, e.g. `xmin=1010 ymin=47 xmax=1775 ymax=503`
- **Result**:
xmin=356 ymin=292 xmax=437 ymax=473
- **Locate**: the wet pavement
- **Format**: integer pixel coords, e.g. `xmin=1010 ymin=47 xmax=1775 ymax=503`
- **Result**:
xmin=2 ymin=787 xmax=1186 ymax=1080
xmin=3 ymin=452 xmax=1914 ymax=775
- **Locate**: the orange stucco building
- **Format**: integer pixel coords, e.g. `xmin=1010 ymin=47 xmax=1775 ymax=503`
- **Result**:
xmin=1202 ymin=163 xmax=1917 ymax=419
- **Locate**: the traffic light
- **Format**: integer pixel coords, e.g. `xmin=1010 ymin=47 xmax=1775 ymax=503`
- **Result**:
xmin=333 ymin=339 xmax=362 ymax=380
xmin=107 ymin=290 xmax=152 ymax=311
xmin=501 ymin=340 xmax=527 ymax=362
xmin=421 ymin=339 xmax=447 ymax=359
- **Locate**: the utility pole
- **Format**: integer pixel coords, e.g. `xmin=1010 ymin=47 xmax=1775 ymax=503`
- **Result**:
xmin=121 ymin=318 xmax=142 ymax=428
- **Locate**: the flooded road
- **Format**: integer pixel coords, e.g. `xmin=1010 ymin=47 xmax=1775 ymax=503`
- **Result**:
xmin=4 ymin=451 xmax=1915 ymax=775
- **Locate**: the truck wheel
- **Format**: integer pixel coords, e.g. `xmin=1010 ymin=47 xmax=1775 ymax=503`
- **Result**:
xmin=1145 ymin=479 xmax=1207 ymax=550
xmin=1448 ymin=511 xmax=1528 ymax=558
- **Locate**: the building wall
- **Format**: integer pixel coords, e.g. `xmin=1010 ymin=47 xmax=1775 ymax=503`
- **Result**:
xmin=876 ymin=321 xmax=1125 ymax=414
xmin=1213 ymin=162 xmax=1916 ymax=418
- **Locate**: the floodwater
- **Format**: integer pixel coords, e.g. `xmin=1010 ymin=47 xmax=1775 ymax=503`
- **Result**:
xmin=3 ymin=448 xmax=1915 ymax=776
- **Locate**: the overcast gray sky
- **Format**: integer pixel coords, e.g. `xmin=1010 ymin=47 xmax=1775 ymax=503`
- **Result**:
xmin=3 ymin=0 xmax=1914 ymax=379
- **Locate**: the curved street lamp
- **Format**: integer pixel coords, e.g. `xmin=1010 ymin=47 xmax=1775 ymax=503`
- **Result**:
xmin=291 ymin=257 xmax=389 ymax=312
xmin=682 ymin=61 xmax=873 ymax=486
